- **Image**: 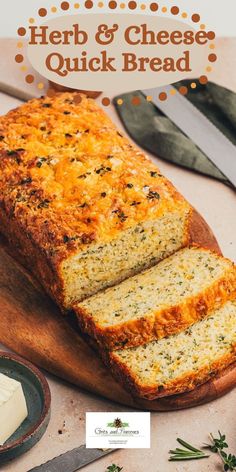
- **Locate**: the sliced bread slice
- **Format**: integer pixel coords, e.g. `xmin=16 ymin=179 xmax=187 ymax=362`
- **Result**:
xmin=107 ymin=300 xmax=236 ymax=400
xmin=75 ymin=247 xmax=236 ymax=350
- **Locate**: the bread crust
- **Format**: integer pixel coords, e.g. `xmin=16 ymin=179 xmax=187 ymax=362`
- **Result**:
xmin=0 ymin=92 xmax=190 ymax=308
xmin=0 ymin=199 xmax=65 ymax=306
xmin=75 ymin=251 xmax=236 ymax=350
xmin=106 ymin=347 xmax=236 ymax=400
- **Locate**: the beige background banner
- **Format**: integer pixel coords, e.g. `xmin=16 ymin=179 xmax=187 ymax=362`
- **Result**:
xmin=27 ymin=13 xmax=211 ymax=92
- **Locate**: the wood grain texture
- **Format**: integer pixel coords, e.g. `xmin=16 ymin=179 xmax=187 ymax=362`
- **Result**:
xmin=0 ymin=209 xmax=234 ymax=411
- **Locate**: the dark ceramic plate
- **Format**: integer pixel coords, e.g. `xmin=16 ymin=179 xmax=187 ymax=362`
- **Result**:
xmin=0 ymin=351 xmax=51 ymax=464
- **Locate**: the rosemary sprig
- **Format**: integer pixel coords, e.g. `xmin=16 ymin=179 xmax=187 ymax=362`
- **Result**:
xmin=169 ymin=432 xmax=236 ymax=471
xmin=207 ymin=431 xmax=236 ymax=471
xmin=106 ymin=464 xmax=123 ymax=472
xmin=169 ymin=437 xmax=209 ymax=461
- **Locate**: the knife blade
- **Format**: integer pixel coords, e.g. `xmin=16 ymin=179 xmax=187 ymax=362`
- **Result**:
xmin=142 ymin=85 xmax=236 ymax=189
xmin=27 ymin=445 xmax=114 ymax=472
xmin=0 ymin=81 xmax=36 ymax=102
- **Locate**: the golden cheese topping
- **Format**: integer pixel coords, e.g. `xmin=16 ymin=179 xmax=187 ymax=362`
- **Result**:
xmin=0 ymin=92 xmax=188 ymax=255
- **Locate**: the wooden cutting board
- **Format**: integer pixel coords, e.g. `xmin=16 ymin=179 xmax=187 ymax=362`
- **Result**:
xmin=0 ymin=209 xmax=235 ymax=411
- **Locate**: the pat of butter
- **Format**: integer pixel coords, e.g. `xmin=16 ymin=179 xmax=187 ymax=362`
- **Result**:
xmin=0 ymin=373 xmax=28 ymax=446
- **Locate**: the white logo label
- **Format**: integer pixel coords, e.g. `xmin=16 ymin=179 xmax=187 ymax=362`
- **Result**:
xmin=86 ymin=412 xmax=150 ymax=448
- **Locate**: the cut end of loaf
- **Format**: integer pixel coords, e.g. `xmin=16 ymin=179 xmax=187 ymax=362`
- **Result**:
xmin=61 ymin=210 xmax=190 ymax=307
xmin=109 ymin=300 xmax=236 ymax=400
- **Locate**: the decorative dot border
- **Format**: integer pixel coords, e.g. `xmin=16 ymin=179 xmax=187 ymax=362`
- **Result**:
xmin=16 ymin=1 xmax=217 ymax=105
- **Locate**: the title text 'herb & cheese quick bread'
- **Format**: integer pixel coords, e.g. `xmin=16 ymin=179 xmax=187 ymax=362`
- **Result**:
xmin=106 ymin=300 xmax=236 ymax=400
xmin=0 ymin=93 xmax=191 ymax=309
xmin=75 ymin=246 xmax=236 ymax=350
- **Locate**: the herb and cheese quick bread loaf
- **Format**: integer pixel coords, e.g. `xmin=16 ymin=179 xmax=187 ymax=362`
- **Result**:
xmin=0 ymin=93 xmax=191 ymax=309
xmin=75 ymin=247 xmax=236 ymax=349
xmin=107 ymin=300 xmax=236 ymax=400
